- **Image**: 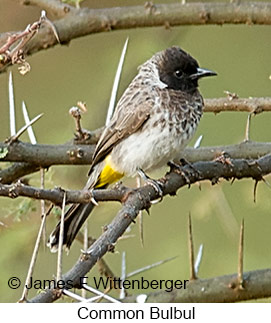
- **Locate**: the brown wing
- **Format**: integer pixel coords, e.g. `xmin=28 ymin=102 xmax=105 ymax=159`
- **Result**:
xmin=89 ymin=86 xmax=153 ymax=173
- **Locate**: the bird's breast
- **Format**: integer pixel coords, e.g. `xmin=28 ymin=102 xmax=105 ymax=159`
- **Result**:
xmin=109 ymin=93 xmax=203 ymax=176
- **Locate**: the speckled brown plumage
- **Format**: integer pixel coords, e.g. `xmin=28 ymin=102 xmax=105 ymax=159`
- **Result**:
xmin=49 ymin=46 xmax=216 ymax=251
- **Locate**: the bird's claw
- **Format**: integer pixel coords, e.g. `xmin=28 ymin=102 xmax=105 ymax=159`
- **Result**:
xmin=137 ymin=168 xmax=164 ymax=202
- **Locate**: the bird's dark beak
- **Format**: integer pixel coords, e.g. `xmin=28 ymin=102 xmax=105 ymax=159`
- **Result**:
xmin=190 ymin=67 xmax=217 ymax=80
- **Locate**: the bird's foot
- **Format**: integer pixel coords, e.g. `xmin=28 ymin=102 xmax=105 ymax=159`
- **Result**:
xmin=137 ymin=168 xmax=164 ymax=203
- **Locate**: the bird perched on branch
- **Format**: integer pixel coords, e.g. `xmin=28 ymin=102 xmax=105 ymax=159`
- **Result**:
xmin=48 ymin=46 xmax=216 ymax=251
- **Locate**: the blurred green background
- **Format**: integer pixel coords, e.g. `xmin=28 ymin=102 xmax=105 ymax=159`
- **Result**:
xmin=0 ymin=0 xmax=271 ymax=302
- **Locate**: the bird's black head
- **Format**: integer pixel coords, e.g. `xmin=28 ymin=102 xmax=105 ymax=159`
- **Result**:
xmin=157 ymin=46 xmax=216 ymax=92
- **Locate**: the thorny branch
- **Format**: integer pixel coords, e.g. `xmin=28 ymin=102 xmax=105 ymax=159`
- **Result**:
xmin=122 ymin=268 xmax=271 ymax=303
xmin=0 ymin=97 xmax=271 ymax=182
xmin=1 ymin=139 xmax=271 ymax=184
xmin=204 ymin=97 xmax=271 ymax=114
xmin=0 ymin=162 xmax=39 ymax=184
xmin=1 ymin=154 xmax=270 ymax=205
xmin=1 ymin=2 xmax=271 ymax=72
xmin=26 ymin=153 xmax=271 ymax=303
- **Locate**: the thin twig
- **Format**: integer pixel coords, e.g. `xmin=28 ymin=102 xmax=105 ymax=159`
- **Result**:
xmin=1 ymin=11 xmax=59 ymax=72
xmin=69 ymin=107 xmax=85 ymax=140
xmin=245 ymin=113 xmax=252 ymax=141
xmin=56 ymin=192 xmax=66 ymax=282
xmin=19 ymin=204 xmax=53 ymax=302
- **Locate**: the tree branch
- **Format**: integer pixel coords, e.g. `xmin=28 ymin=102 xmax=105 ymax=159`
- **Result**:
xmin=1 ymin=2 xmax=271 ymax=70
xmin=27 ymin=153 xmax=271 ymax=302
xmin=2 ymin=154 xmax=270 ymax=204
xmin=0 ymin=140 xmax=270 ymax=179
xmin=0 ymin=96 xmax=270 ymax=183
xmin=122 ymin=268 xmax=271 ymax=303
xmin=21 ymin=0 xmax=72 ymax=18
xmin=0 ymin=162 xmax=39 ymax=184
xmin=1 ymin=96 xmax=271 ymax=183
xmin=204 ymin=97 xmax=271 ymax=114
xmin=0 ymin=142 xmax=95 ymax=167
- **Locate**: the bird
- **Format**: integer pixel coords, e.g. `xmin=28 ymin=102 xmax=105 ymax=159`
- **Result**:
xmin=48 ymin=46 xmax=216 ymax=251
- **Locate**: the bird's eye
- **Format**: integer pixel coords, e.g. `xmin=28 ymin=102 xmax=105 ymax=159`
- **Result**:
xmin=174 ymin=70 xmax=183 ymax=79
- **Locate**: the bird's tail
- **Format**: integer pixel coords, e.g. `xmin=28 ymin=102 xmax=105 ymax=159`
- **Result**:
xmin=48 ymin=202 xmax=96 ymax=252
xmin=48 ymin=162 xmax=106 ymax=252
xmin=48 ymin=158 xmax=123 ymax=252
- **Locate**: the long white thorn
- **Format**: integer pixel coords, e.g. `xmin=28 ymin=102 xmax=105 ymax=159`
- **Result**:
xmin=82 ymin=284 xmax=121 ymax=303
xmin=105 ymin=37 xmax=129 ymax=126
xmin=22 ymin=101 xmax=37 ymax=144
xmin=120 ymin=251 xmax=126 ymax=300
xmin=62 ymin=289 xmax=86 ymax=302
xmin=194 ymin=135 xmax=203 ymax=149
xmin=194 ymin=244 xmax=204 ymax=275
xmin=8 ymin=72 xmax=16 ymax=136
